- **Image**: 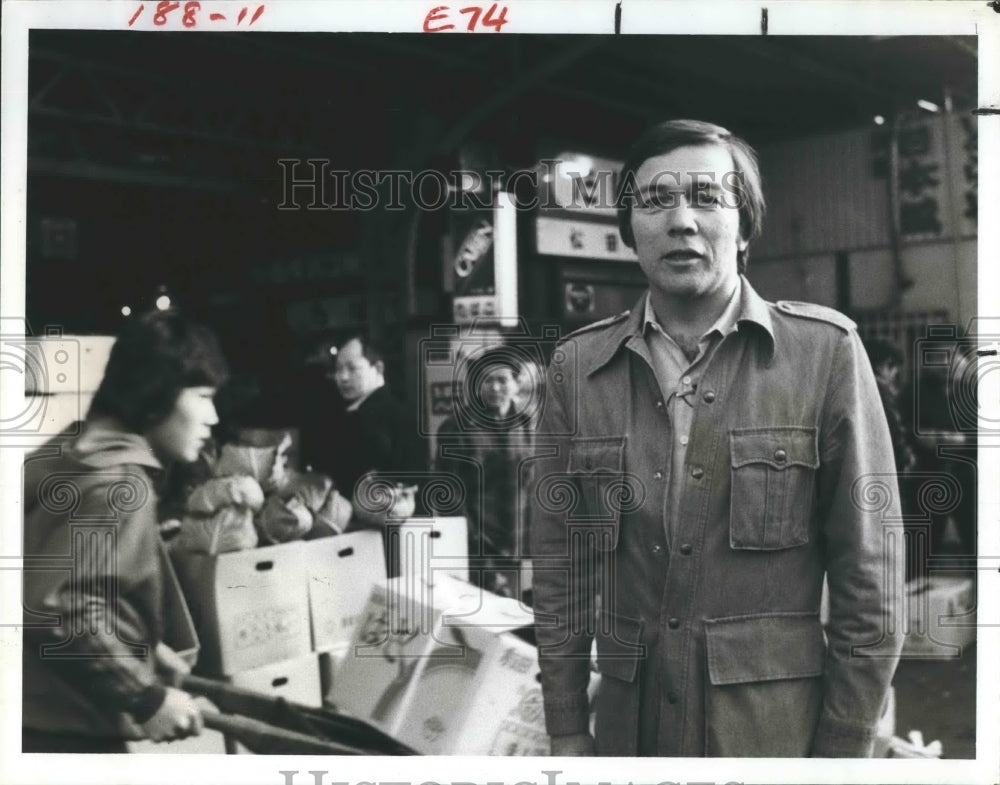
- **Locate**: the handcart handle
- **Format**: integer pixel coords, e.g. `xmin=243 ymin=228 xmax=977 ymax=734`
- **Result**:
xmin=200 ymin=709 xmax=372 ymax=755
xmin=179 ymin=673 xmax=416 ymax=756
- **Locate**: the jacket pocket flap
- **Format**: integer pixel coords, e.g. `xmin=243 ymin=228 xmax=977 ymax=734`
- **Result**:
xmin=568 ymin=437 xmax=625 ymax=473
xmin=730 ymin=427 xmax=819 ymax=470
xmin=595 ymin=612 xmax=645 ymax=683
xmin=705 ymin=613 xmax=825 ymax=685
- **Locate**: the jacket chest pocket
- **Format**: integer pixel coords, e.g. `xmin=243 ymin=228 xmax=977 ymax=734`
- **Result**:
xmin=729 ymin=427 xmax=818 ymax=550
xmin=568 ymin=437 xmax=629 ymax=551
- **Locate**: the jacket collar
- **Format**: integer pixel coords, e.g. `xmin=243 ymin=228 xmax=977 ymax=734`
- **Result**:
xmin=68 ymin=416 xmax=163 ymax=471
xmin=584 ymin=275 xmax=776 ymax=377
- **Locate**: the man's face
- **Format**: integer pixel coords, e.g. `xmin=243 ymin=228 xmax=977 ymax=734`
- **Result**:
xmin=477 ymin=364 xmax=518 ymax=415
xmin=332 ymin=338 xmax=383 ymax=403
xmin=629 ymin=143 xmax=746 ymax=304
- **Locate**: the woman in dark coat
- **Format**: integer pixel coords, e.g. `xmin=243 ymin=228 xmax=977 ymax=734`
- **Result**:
xmin=22 ymin=309 xmax=229 ymax=752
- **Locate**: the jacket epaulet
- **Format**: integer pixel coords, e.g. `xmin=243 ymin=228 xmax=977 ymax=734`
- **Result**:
xmin=775 ymin=301 xmax=856 ymax=332
xmin=559 ymin=310 xmax=631 ymax=343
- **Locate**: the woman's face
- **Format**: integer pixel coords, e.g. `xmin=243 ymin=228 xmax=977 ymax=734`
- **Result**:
xmin=145 ymin=386 xmax=219 ymax=463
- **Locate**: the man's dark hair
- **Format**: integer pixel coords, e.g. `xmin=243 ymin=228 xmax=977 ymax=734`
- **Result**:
xmin=617 ymin=118 xmax=766 ymax=275
xmin=339 ymin=334 xmax=385 ymax=367
xmin=88 ymin=308 xmax=229 ymax=433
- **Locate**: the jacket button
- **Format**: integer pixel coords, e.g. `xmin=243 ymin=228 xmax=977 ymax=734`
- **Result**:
xmin=680 ymin=543 xmax=693 ymax=555
xmin=667 ymin=691 xmax=679 ymax=704
xmin=652 ymin=544 xmax=663 ymax=554
xmin=653 ymin=470 xmax=664 ymax=481
xmin=774 ymin=448 xmax=787 ymax=463
xmin=691 ymin=466 xmax=704 ymax=479
xmin=702 ymin=390 xmax=716 ymax=403
xmin=655 ymin=400 xmax=664 ymax=410
xmin=668 ymin=617 xmax=681 ymax=629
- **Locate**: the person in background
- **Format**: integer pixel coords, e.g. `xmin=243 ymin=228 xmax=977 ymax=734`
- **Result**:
xmin=22 ymin=309 xmax=229 ymax=752
xmin=435 ymin=346 xmax=536 ymax=598
xmin=864 ymin=338 xmax=916 ymax=473
xmin=529 ymin=119 xmax=903 ymax=757
xmin=898 ymin=341 xmax=977 ymax=576
xmin=302 ymin=334 xmax=425 ymax=527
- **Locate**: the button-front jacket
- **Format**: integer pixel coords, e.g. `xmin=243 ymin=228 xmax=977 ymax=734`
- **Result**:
xmin=529 ymin=277 xmax=904 ymax=757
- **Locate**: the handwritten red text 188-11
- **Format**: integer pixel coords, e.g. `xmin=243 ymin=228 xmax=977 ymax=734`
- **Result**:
xmin=423 ymin=4 xmax=509 ymax=32
xmin=129 ymin=2 xmax=265 ymax=28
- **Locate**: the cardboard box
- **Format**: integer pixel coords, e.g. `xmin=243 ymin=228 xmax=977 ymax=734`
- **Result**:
xmin=230 ymin=653 xmax=322 ymax=708
xmin=399 ymin=619 xmax=549 ymax=755
xmin=388 ymin=517 xmax=468 ymax=583
xmin=318 ymin=644 xmax=350 ymax=699
xmin=171 ymin=541 xmax=312 ymax=675
xmin=329 ymin=575 xmax=546 ymax=755
xmin=902 ymin=575 xmax=976 ymax=657
xmin=229 ymin=654 xmax=322 ymax=754
xmin=306 ymin=531 xmax=387 ymax=652
xmin=325 ymin=576 xmax=460 ymax=728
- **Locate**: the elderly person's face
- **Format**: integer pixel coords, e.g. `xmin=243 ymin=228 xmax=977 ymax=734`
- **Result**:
xmin=630 ymin=143 xmax=746 ymax=304
xmin=478 ymin=364 xmax=518 ymax=415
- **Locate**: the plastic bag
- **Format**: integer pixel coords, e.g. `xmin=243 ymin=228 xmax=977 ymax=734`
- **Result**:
xmin=285 ymin=470 xmax=333 ymax=513
xmin=215 ymin=444 xmax=278 ymax=487
xmin=312 ymin=488 xmax=353 ymax=536
xmin=186 ymin=476 xmax=265 ymax=515
xmin=177 ymin=506 xmax=259 ymax=554
xmin=256 ymin=494 xmax=313 ymax=544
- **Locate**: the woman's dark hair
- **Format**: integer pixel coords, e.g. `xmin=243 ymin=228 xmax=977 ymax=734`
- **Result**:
xmin=617 ymin=118 xmax=766 ymax=275
xmin=88 ymin=309 xmax=229 ymax=432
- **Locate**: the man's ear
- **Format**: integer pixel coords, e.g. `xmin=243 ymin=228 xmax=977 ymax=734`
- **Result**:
xmin=374 ymin=360 xmax=385 ymax=377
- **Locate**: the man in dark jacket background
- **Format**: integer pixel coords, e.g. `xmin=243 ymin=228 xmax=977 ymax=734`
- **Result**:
xmin=303 ymin=334 xmax=426 ymax=526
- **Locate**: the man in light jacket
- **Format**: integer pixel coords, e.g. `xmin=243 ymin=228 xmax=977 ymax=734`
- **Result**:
xmin=529 ymin=119 xmax=904 ymax=757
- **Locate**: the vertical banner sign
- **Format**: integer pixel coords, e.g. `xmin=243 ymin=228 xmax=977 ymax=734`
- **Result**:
xmin=874 ymin=113 xmax=978 ymax=242
xmin=451 ymin=192 xmax=517 ymax=326
xmin=896 ymin=116 xmax=946 ymax=240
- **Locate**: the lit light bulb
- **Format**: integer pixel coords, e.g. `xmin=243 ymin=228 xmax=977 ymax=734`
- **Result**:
xmin=121 ymin=306 xmax=132 ymax=316
xmin=873 ymin=115 xmax=885 ymax=126
xmin=155 ymin=295 xmax=171 ymax=310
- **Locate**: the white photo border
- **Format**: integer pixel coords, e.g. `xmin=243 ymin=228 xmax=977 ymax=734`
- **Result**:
xmin=2 ymin=2 xmax=997 ymax=784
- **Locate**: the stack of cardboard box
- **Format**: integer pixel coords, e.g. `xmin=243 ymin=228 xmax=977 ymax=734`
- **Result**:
xmin=168 ymin=519 xmax=472 ymax=752
xmin=329 ymin=574 xmax=550 ymax=755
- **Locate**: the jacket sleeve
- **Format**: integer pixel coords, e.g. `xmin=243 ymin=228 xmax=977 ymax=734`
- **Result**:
xmin=23 ymin=472 xmax=167 ymax=723
xmin=528 ymin=350 xmax=595 ymax=737
xmin=433 ymin=418 xmax=477 ymax=531
xmin=812 ymin=329 xmax=905 ymax=757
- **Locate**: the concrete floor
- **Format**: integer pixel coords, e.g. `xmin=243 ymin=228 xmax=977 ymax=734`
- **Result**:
xmin=891 ymin=643 xmax=977 ymax=759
